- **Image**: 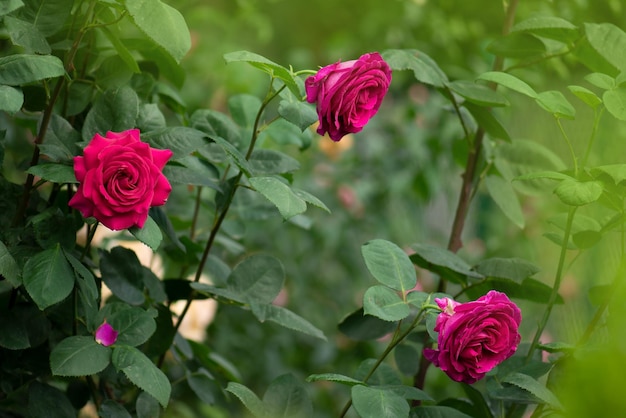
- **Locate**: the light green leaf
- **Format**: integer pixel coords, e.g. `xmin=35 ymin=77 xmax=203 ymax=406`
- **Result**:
xmin=210 ymin=135 xmax=252 ymax=176
xmin=502 ymin=372 xmax=563 ymax=410
xmin=112 ymin=345 xmax=171 ymax=408
xmin=136 ymin=392 xmax=160 ymax=418
xmin=50 ymin=336 xmax=111 ymax=376
xmin=409 ymin=243 xmax=483 ymax=285
xmin=351 ymin=385 xmax=410 ymax=418
xmin=554 ymin=179 xmax=602 ymax=206
xmin=363 ymin=285 xmax=410 ymax=322
xmin=0 ymin=54 xmax=64 ymax=85
xmin=0 ymin=85 xmax=23 ymax=114
xmin=226 ymin=382 xmax=268 ymax=418
xmin=225 ymin=51 xmax=303 ymax=99
xmin=476 ymin=71 xmax=537 ymax=98
xmin=584 ymin=23 xmax=626 ymax=73
xmin=381 ymin=49 xmax=448 ymax=87
xmin=249 ymin=176 xmax=307 ymax=220
xmin=23 ymin=245 xmax=74 ymax=310
xmin=292 ymin=188 xmax=330 ymax=213
xmin=0 ymin=240 xmax=21 ymax=287
xmin=263 ymin=373 xmax=313 ymax=418
xmin=568 ymin=85 xmax=602 ymax=108
xmin=591 ymin=164 xmax=626 ymax=184
xmin=361 ymin=239 xmax=416 ymax=292
xmin=484 ymin=175 xmax=525 ymax=228
xmin=535 ymin=90 xmax=576 ymax=119
xmin=26 ymin=163 xmax=77 ymax=184
xmin=0 ymin=0 xmax=23 ymax=16
xmin=129 ymin=216 xmax=163 ymax=252
xmin=448 ymin=80 xmax=509 ymax=107
xmin=250 ymin=303 xmax=326 ymax=341
xmin=17 ymin=0 xmax=73 ymax=36
xmin=603 ymin=88 xmax=626 ymax=121
xmin=278 ymin=99 xmax=318 ymax=131
xmin=4 ymin=16 xmax=50 ymax=54
xmin=585 ymin=73 xmax=615 ymax=90
xmin=486 ymin=33 xmax=546 ymax=59
xmin=306 ymin=373 xmax=363 ymax=386
xmin=514 ymin=170 xmax=573 ymax=182
xmin=511 ymin=16 xmax=579 ymax=42
xmin=123 ymin=0 xmax=191 ymax=62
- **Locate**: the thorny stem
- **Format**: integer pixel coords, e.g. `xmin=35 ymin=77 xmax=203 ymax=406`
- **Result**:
xmin=158 ymin=82 xmax=286 ymax=368
xmin=413 ymin=0 xmax=519 ymax=394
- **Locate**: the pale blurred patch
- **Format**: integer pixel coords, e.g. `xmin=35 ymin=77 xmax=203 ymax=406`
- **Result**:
xmin=313 ymin=121 xmax=354 ymax=160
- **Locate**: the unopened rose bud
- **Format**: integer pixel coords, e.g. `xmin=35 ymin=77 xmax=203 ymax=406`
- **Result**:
xmin=95 ymin=321 xmax=118 ymax=347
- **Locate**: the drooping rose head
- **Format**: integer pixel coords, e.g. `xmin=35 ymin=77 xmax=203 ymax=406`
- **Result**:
xmin=305 ymin=52 xmax=392 ymax=142
xmin=95 ymin=321 xmax=118 ymax=347
xmin=423 ymin=290 xmax=522 ymax=384
xmin=68 ymin=129 xmax=172 ymax=231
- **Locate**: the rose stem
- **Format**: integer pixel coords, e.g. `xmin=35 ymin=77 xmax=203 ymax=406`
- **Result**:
xmin=412 ymin=0 xmax=519 ymax=395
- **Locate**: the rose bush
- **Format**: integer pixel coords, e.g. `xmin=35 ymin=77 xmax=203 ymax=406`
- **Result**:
xmin=424 ymin=290 xmax=522 ymax=384
xmin=305 ymin=52 xmax=392 ymax=141
xmin=68 ymin=129 xmax=173 ymax=231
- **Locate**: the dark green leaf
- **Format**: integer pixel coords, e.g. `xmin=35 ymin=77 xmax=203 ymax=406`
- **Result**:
xmin=464 ymin=277 xmax=562 ymax=304
xmin=394 ymin=344 xmax=421 ymax=376
xmin=226 ymin=382 xmax=268 ymax=418
xmin=250 ymin=303 xmax=326 ymax=341
xmin=229 ymin=254 xmax=284 ymax=304
xmin=306 ymin=373 xmax=363 ymax=386
xmin=190 ymin=108 xmax=241 ymax=145
xmin=82 ymin=86 xmax=139 ymax=142
xmin=143 ymin=127 xmax=207 ymax=159
xmin=27 ymin=163 xmax=77 ymax=184
xmin=338 ymin=308 xmax=396 ymax=341
xmin=0 ymin=85 xmax=23 ymax=114
xmin=211 ymin=135 xmax=252 ymax=176
xmin=229 ymin=94 xmax=262 ymax=128
xmin=187 ymin=369 xmax=217 ymax=405
xmin=67 ymin=252 xmax=99 ymax=331
xmin=17 ymin=0 xmax=73 ymax=36
xmin=129 ymin=216 xmax=163 ymax=252
xmin=0 ymin=310 xmax=30 ymax=349
xmin=448 ymin=80 xmax=509 ymax=107
xmin=249 ymin=149 xmax=300 ymax=175
xmin=100 ymin=400 xmax=132 ymax=418
xmin=382 ymin=385 xmax=433 ymax=402
xmin=363 ymin=285 xmax=410 ymax=322
xmin=108 ymin=307 xmax=157 ymax=347
xmin=38 ymin=113 xmax=80 ymax=162
xmin=502 ymin=372 xmax=563 ymax=410
xmin=23 ymin=244 xmax=74 ymax=310
xmin=99 ymin=247 xmax=145 ymax=305
xmin=351 ymin=385 xmax=410 ymax=418
xmin=0 ymin=54 xmax=64 ymax=85
xmin=113 ymin=345 xmax=171 ymax=408
xmin=410 ymin=243 xmax=482 ymax=285
xmin=292 ymin=189 xmax=330 ymax=213
xmin=382 ymin=49 xmax=448 ymax=87
xmin=361 ymin=239 xmax=416 ymax=292
xmin=278 ymin=99 xmax=318 ymax=131
xmin=260 ymin=118 xmax=312 ymax=150
xmin=28 ymin=382 xmax=75 ymax=418
xmin=249 ymin=176 xmax=307 ymax=219
xmin=0 ymin=240 xmax=21 ymax=287
xmin=473 ymin=257 xmax=540 ymax=282
xmin=50 ymin=336 xmax=111 ymax=376
xmin=0 ymin=0 xmax=23 ymax=16
xmin=263 ymin=373 xmax=313 ymax=418
xmin=464 ymin=103 xmax=511 ymax=142
xmin=100 ymin=26 xmax=141 ymax=73
xmin=162 ymin=159 xmax=221 ymax=190
xmin=410 ymin=406 xmax=475 ymax=418
xmin=136 ymin=392 xmax=160 ymax=418
xmin=123 ymin=0 xmax=191 ymax=62
xmin=137 ymin=103 xmax=167 ymax=132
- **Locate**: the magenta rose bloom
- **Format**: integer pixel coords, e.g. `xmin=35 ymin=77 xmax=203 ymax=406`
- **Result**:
xmin=305 ymin=52 xmax=392 ymax=141
xmin=68 ymin=129 xmax=172 ymax=231
xmin=423 ymin=290 xmax=522 ymax=384
xmin=95 ymin=321 xmax=118 ymax=347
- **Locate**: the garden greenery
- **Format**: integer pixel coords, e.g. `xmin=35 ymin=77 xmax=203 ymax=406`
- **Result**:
xmin=1 ymin=0 xmax=626 ymax=417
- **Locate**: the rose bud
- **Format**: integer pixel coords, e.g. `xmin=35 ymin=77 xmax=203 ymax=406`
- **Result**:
xmin=423 ymin=290 xmax=522 ymax=384
xmin=95 ymin=321 xmax=118 ymax=347
xmin=68 ymin=129 xmax=172 ymax=231
xmin=305 ymin=52 xmax=392 ymax=141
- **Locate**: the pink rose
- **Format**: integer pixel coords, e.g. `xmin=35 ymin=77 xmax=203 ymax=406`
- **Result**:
xmin=305 ymin=52 xmax=392 ymax=141
xmin=68 ymin=129 xmax=172 ymax=230
xmin=95 ymin=321 xmax=118 ymax=347
xmin=424 ymin=290 xmax=521 ymax=384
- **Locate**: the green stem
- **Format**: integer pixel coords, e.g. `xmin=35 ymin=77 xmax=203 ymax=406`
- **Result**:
xmin=526 ymin=207 xmax=577 ymax=361
xmin=556 ymin=118 xmax=578 ymax=177
xmin=581 ymin=107 xmax=604 ymax=168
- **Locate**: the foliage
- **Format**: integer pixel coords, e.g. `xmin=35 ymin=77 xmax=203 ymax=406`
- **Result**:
xmin=1 ymin=1 xmax=626 ymax=418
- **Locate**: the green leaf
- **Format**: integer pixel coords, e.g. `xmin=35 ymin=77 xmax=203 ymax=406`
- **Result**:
xmin=406 ymin=291 xmax=429 ymax=309
xmin=448 ymin=80 xmax=509 ymax=107
xmin=226 ymin=382 xmax=268 ymax=418
xmin=591 ymin=164 xmax=626 ymax=184
xmin=211 ymin=135 xmax=252 ymax=176
xmin=129 ymin=216 xmax=163 ymax=252
xmin=229 ymin=94 xmax=262 ymax=128
xmin=123 ymin=0 xmax=191 ymax=62
xmin=484 ymin=175 xmax=525 ymax=228
xmin=0 ymin=0 xmax=23 ymax=16
xmin=292 ymin=188 xmax=330 ymax=213
xmin=226 ymin=254 xmax=284 ymax=304
xmin=187 ymin=369 xmax=217 ymax=405
xmin=351 ymin=385 xmax=410 ymax=418
xmin=355 ymin=359 xmax=402 ymax=386
xmin=263 ymin=373 xmax=313 ymax=418
xmin=383 ymin=385 xmax=433 ymax=402
xmin=190 ymin=108 xmax=241 ymax=145
xmin=584 ymin=23 xmax=626 ymax=73
xmin=363 ymin=285 xmax=410 ymax=322
xmin=26 ymin=163 xmax=77 ymax=184
xmin=224 ymin=51 xmax=303 ymax=98
xmin=603 ymin=87 xmax=626 ymax=121
xmin=260 ymin=118 xmax=312 ymax=150
xmin=502 ymin=372 xmax=563 ymax=410
xmin=0 ymin=310 xmax=30 ymax=349
xmin=381 ymin=49 xmax=448 ymax=87
xmin=100 ymin=26 xmax=141 ymax=73
xmin=99 ymin=247 xmax=145 ymax=305
xmin=409 ymin=243 xmax=482 ymax=285
xmin=361 ymin=239 xmax=416 ymax=292
xmin=100 ymin=400 xmax=132 ymax=418
xmin=411 ymin=406 xmax=475 ymax=418
xmin=0 ymin=85 xmax=23 ymax=114
xmin=112 ymin=345 xmax=171 ymax=408
xmin=473 ymin=257 xmax=540 ymax=282
xmin=66 ymin=252 xmax=99 ymax=331
xmin=28 ymin=382 xmax=75 ymax=418
xmin=585 ymin=72 xmax=615 ymax=90
xmin=136 ymin=392 xmax=160 ymax=418
xmin=464 ymin=103 xmax=511 ymax=142
xmin=0 ymin=240 xmax=21 ymax=287
xmin=108 ymin=307 xmax=157 ymax=347
xmin=554 ymin=179 xmax=602 ymax=206
xmin=142 ymin=126 xmax=207 ymax=160
xmin=338 ymin=308 xmax=396 ymax=341
xmin=306 ymin=373 xmax=363 ymax=386
xmin=511 ymin=16 xmax=579 ymax=42
xmin=23 ymin=245 xmax=74 ymax=310
xmin=514 ymin=170 xmax=573 ymax=182
xmin=278 ymin=99 xmax=318 ymax=131
xmin=249 ymin=149 xmax=300 ymax=175
xmin=487 ymin=33 xmax=546 ymax=59
xmin=82 ymin=86 xmax=139 ymax=142
xmin=464 ymin=277 xmax=562 ymax=304
xmin=50 ymin=336 xmax=111 ymax=376
xmin=0 ymin=54 xmax=64 ymax=85
xmin=568 ymin=85 xmax=602 ymax=108
xmin=249 ymin=176 xmax=307 ymax=220
xmin=535 ymin=90 xmax=576 ymax=119
xmin=16 ymin=0 xmax=73 ymax=36
xmin=39 ymin=113 xmax=80 ymax=162
xmin=162 ymin=156 xmax=220 ymax=190
xmin=476 ymin=71 xmax=537 ymax=98
xmin=250 ymin=303 xmax=326 ymax=341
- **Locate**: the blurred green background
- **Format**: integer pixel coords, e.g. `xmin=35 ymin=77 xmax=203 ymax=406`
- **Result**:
xmin=161 ymin=0 xmax=626 ymax=416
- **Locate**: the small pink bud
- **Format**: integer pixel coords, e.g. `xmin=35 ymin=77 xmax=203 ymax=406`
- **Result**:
xmin=95 ymin=321 xmax=118 ymax=347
